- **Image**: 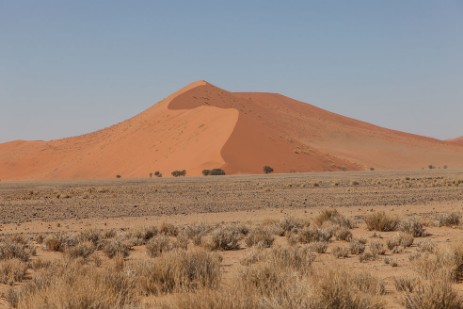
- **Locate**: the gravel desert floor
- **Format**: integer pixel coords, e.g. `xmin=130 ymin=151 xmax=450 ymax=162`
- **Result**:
xmin=1 ymin=169 xmax=463 ymax=308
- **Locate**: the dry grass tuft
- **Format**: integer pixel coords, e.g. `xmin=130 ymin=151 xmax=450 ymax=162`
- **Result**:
xmin=315 ymin=208 xmax=354 ymax=228
xmin=387 ymin=232 xmax=414 ymax=250
xmin=7 ymin=260 xmax=137 ymax=309
xmin=102 ymin=239 xmax=131 ymax=258
xmin=435 ymin=212 xmax=461 ymax=227
xmin=331 ymin=245 xmax=349 ymax=259
xmin=365 ymin=211 xmax=400 ymax=231
xmin=0 ymin=259 xmax=28 ymax=285
xmin=403 ymin=275 xmax=463 ymax=309
xmin=145 ymin=234 xmax=172 ymax=257
xmin=400 ymin=217 xmax=427 ymax=237
xmin=159 ymin=222 xmax=178 ymax=236
xmin=0 ymin=240 xmax=35 ymax=262
xmin=245 ymin=227 xmax=274 ymax=248
xmin=64 ymin=241 xmax=96 ymax=259
xmin=206 ymin=227 xmax=241 ymax=250
xmin=136 ymin=248 xmax=222 ymax=295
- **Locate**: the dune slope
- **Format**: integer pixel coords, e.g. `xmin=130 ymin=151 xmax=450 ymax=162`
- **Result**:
xmin=448 ymin=137 xmax=463 ymax=145
xmin=1 ymin=80 xmax=462 ymax=180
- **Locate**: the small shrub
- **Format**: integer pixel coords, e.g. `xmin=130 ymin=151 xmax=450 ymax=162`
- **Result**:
xmin=307 ymin=241 xmax=328 ymax=253
xmin=436 ymin=212 xmax=461 ymax=227
xmin=417 ymin=240 xmax=436 ymax=253
xmin=137 ymin=249 xmax=221 ymax=294
xmin=0 ymin=241 xmax=34 ymax=262
xmin=146 ymin=235 xmax=172 ymax=257
xmin=245 ymin=227 xmax=274 ymax=248
xmin=65 ymin=241 xmax=96 ymax=259
xmin=359 ymin=251 xmax=377 ymax=263
xmin=365 ymin=211 xmax=400 ymax=231
xmin=171 ymin=170 xmax=187 ymax=177
xmin=387 ymin=232 xmax=414 ymax=250
xmin=202 ymin=169 xmax=210 ymax=176
xmin=279 ymin=217 xmax=305 ymax=234
xmin=331 ymin=245 xmax=349 ymax=258
xmin=350 ymin=240 xmax=366 ymax=255
xmin=0 ymin=259 xmax=28 ymax=284
xmin=102 ymin=239 xmax=130 ymax=258
xmin=160 ymin=222 xmax=178 ymax=236
xmin=263 ymin=166 xmax=274 ymax=174
xmin=394 ymin=277 xmax=417 ymax=293
xmin=154 ymin=171 xmax=162 ymax=177
xmin=403 ymin=276 xmax=463 ymax=309
xmin=269 ymin=246 xmax=315 ymax=274
xmin=335 ymin=227 xmax=353 ymax=241
xmin=209 ymin=168 xmax=226 ymax=176
xmin=351 ymin=271 xmax=386 ymax=295
xmin=369 ymin=241 xmax=386 ymax=256
xmin=315 ymin=208 xmax=353 ymax=228
xmin=207 ymin=227 xmax=241 ymax=250
xmin=295 ymin=226 xmax=333 ymax=244
xmin=400 ymin=217 xmax=426 ymax=237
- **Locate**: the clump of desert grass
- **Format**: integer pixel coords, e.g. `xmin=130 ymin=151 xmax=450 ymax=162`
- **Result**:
xmin=403 ymin=273 xmax=463 ymax=309
xmin=287 ymin=225 xmax=333 ymax=244
xmin=205 ymin=226 xmax=243 ymax=250
xmin=399 ymin=217 xmax=427 ymax=237
xmin=135 ymin=248 xmax=222 ymax=295
xmin=350 ymin=239 xmax=366 ymax=255
xmin=434 ymin=212 xmax=461 ymax=227
xmin=0 ymin=238 xmax=36 ymax=262
xmin=386 ymin=232 xmax=414 ymax=250
xmin=64 ymin=241 xmax=96 ymax=259
xmin=315 ymin=208 xmax=354 ymax=228
xmin=6 ymin=259 xmax=137 ymax=309
xmin=245 ymin=227 xmax=274 ymax=248
xmin=331 ymin=245 xmax=350 ymax=258
xmin=365 ymin=211 xmax=400 ymax=231
xmin=145 ymin=234 xmax=173 ymax=257
xmin=0 ymin=258 xmax=28 ymax=285
xmin=102 ymin=238 xmax=131 ymax=258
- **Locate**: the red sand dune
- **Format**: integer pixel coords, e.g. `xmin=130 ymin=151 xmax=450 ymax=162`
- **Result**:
xmin=1 ymin=80 xmax=463 ymax=180
xmin=448 ymin=137 xmax=463 ymax=145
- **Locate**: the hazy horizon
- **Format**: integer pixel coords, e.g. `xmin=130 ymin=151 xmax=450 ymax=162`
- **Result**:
xmin=1 ymin=1 xmax=462 ymax=142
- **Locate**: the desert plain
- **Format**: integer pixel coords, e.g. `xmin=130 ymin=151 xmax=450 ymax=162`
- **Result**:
xmin=1 ymin=168 xmax=463 ymax=308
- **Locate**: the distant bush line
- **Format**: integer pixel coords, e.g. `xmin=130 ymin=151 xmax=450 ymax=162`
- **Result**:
xmin=202 ymin=169 xmax=226 ymax=176
xmin=171 ymin=170 xmax=187 ymax=177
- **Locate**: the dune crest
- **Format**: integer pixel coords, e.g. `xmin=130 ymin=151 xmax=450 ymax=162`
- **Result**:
xmin=1 ymin=81 xmax=463 ymax=180
xmin=448 ymin=136 xmax=463 ymax=145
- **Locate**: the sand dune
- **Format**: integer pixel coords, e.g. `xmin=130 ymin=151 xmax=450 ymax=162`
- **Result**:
xmin=448 ymin=136 xmax=463 ymax=145
xmin=1 ymin=80 xmax=463 ymax=180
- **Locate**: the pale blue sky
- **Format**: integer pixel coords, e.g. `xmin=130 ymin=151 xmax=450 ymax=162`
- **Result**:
xmin=1 ymin=1 xmax=462 ymax=142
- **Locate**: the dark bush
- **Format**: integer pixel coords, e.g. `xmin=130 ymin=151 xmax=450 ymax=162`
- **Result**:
xmin=171 ymin=170 xmax=187 ymax=177
xmin=210 ymin=169 xmax=225 ymax=176
xmin=202 ymin=169 xmax=225 ymax=176
xmin=263 ymin=166 xmax=274 ymax=174
xmin=202 ymin=169 xmax=210 ymax=176
xmin=154 ymin=171 xmax=162 ymax=177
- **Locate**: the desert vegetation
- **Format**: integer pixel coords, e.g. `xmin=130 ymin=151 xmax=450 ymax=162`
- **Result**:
xmin=171 ymin=170 xmax=187 ymax=177
xmin=1 ymin=170 xmax=463 ymax=308
xmin=202 ymin=168 xmax=226 ymax=176
xmin=1 ymin=207 xmax=463 ymax=308
xmin=263 ymin=165 xmax=274 ymax=174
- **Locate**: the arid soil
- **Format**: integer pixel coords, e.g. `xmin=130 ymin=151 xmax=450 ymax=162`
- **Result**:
xmin=1 ymin=169 xmax=463 ymax=308
xmin=1 ymin=169 xmax=462 ymax=225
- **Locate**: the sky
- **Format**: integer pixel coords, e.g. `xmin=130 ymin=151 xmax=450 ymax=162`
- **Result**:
xmin=1 ymin=1 xmax=462 ymax=142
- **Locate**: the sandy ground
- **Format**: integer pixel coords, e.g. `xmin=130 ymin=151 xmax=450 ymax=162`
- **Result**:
xmin=1 ymin=169 xmax=463 ymax=308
